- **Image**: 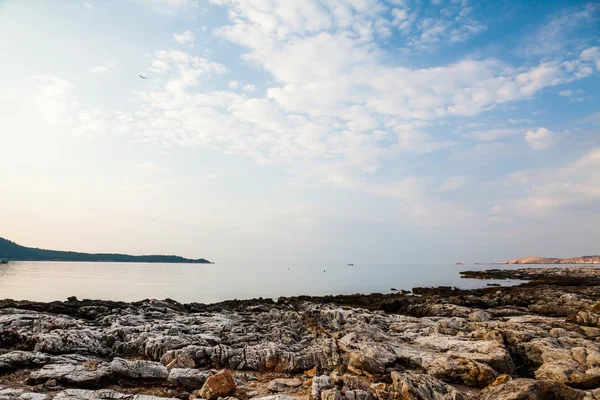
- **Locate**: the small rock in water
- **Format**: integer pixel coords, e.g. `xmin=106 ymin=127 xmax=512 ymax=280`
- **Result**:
xmin=390 ymin=288 xmax=398 ymax=292
xmin=67 ymin=296 xmax=78 ymax=302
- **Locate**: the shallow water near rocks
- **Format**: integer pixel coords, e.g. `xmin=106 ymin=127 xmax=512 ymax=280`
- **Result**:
xmin=0 ymin=261 xmax=547 ymax=303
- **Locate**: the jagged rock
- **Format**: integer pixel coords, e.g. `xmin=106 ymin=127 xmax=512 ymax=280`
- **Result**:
xmin=424 ymin=356 xmax=497 ymax=388
xmin=110 ymin=358 xmax=168 ymax=380
xmin=344 ymin=390 xmax=372 ymax=400
xmin=50 ymin=389 xmax=178 ymax=400
xmin=0 ymin=351 xmax=55 ymax=371
xmin=390 ymin=371 xmax=471 ymax=400
xmin=267 ymin=378 xmax=303 ymax=392
xmin=164 ymin=354 xmax=195 ymax=370
xmin=167 ymin=368 xmax=212 ymax=389
xmin=26 ymin=363 xmax=112 ymax=388
xmin=370 ymin=383 xmax=387 ymax=400
xmin=321 ymin=389 xmax=343 ymax=400
xmin=197 ymin=370 xmax=235 ymax=400
xmin=0 ymin=388 xmax=49 ymax=400
xmin=249 ymin=397 xmax=293 ymax=400
xmin=54 ymin=389 xmax=128 ymax=400
xmin=479 ymin=378 xmax=584 ymax=400
xmin=312 ymin=376 xmax=332 ymax=400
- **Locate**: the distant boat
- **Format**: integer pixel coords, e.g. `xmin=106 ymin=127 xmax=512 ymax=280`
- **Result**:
xmin=0 ymin=258 xmax=8 ymax=264
xmin=347 ymin=263 xmax=354 ymax=266
xmin=456 ymin=261 xmax=466 ymax=265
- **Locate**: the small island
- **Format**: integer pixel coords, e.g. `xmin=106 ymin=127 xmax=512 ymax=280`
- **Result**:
xmin=0 ymin=237 xmax=212 ymax=264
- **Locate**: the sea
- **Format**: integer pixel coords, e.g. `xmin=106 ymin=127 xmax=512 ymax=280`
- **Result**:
xmin=0 ymin=261 xmax=554 ymax=304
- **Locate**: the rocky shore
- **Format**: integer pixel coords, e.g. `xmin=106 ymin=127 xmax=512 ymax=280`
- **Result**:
xmin=2 ymin=266 xmax=600 ymax=399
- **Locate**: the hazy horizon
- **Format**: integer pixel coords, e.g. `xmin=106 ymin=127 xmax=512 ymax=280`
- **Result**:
xmin=1 ymin=0 xmax=599 ymax=264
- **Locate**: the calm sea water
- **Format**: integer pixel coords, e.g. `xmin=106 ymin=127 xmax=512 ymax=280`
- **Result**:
xmin=0 ymin=261 xmax=541 ymax=304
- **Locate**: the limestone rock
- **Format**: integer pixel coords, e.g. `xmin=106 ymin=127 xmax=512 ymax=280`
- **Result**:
xmin=249 ymin=397 xmax=293 ymax=400
xmin=26 ymin=363 xmax=112 ymax=388
xmin=167 ymin=368 xmax=213 ymax=390
xmin=0 ymin=389 xmax=49 ymax=400
xmin=312 ymin=376 xmax=332 ymax=400
xmin=424 ymin=356 xmax=497 ymax=388
xmin=479 ymin=378 xmax=584 ymax=400
xmin=321 ymin=389 xmax=343 ymax=400
xmin=164 ymin=354 xmax=195 ymax=370
xmin=197 ymin=370 xmax=236 ymax=400
xmin=267 ymin=378 xmax=303 ymax=392
xmin=110 ymin=358 xmax=168 ymax=380
xmin=390 ymin=371 xmax=471 ymax=400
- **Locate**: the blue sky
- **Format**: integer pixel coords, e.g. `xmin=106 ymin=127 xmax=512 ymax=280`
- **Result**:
xmin=0 ymin=0 xmax=599 ymax=263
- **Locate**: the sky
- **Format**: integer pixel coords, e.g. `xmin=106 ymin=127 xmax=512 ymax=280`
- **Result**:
xmin=0 ymin=0 xmax=599 ymax=264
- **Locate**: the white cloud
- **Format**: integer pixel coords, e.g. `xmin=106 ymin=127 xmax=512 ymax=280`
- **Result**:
xmin=28 ymin=2 xmax=600 ymax=227
xmin=90 ymin=60 xmax=118 ymax=74
xmin=508 ymin=118 xmax=533 ymax=124
xmin=519 ymin=4 xmax=597 ymax=56
xmin=440 ymin=176 xmax=470 ymax=192
xmin=559 ymin=89 xmax=583 ymax=97
xmin=489 ymin=204 xmax=503 ymax=215
xmin=504 ymin=148 xmax=600 ymax=216
xmin=525 ymin=127 xmax=559 ymax=150
xmin=33 ymin=76 xmax=78 ymax=124
xmin=174 ymin=30 xmax=195 ymax=44
xmin=467 ymin=128 xmax=525 ymax=141
xmin=149 ymin=60 xmax=169 ymax=74
xmin=82 ymin=1 xmax=94 ymax=11
xmin=580 ymin=47 xmax=600 ymax=70
xmin=583 ymin=112 xmax=600 ymax=123
xmin=141 ymin=0 xmax=199 ymax=16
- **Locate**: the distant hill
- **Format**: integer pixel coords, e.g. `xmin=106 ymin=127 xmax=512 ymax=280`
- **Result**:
xmin=0 ymin=237 xmax=211 ymax=264
xmin=499 ymin=256 xmax=600 ymax=264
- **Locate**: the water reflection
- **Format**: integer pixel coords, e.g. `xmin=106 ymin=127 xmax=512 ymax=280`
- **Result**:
xmin=0 ymin=261 xmax=530 ymax=303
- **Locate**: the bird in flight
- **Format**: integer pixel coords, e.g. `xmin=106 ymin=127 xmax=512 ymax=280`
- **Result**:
xmin=139 ymin=74 xmax=147 ymax=79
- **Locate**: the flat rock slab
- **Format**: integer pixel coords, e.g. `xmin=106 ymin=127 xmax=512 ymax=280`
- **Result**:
xmin=267 ymin=378 xmax=303 ymax=392
xmin=249 ymin=397 xmax=293 ymax=400
xmin=167 ymin=368 xmax=213 ymax=390
xmin=110 ymin=358 xmax=168 ymax=380
xmin=27 ymin=364 xmax=112 ymax=388
xmin=0 ymin=389 xmax=49 ymax=400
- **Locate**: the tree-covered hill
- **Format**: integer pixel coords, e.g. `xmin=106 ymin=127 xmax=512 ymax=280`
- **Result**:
xmin=0 ymin=237 xmax=211 ymax=263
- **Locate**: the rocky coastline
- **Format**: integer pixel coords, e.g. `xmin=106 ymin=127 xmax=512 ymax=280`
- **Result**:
xmin=2 ymin=266 xmax=600 ymax=399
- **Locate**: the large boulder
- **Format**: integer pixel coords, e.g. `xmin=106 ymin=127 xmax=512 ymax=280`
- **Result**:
xmin=110 ymin=358 xmax=168 ymax=380
xmin=424 ymin=356 xmax=497 ymax=388
xmin=197 ymin=370 xmax=236 ymax=400
xmin=167 ymin=368 xmax=213 ymax=390
xmin=312 ymin=376 xmax=333 ymax=400
xmin=390 ymin=371 xmax=472 ymax=400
